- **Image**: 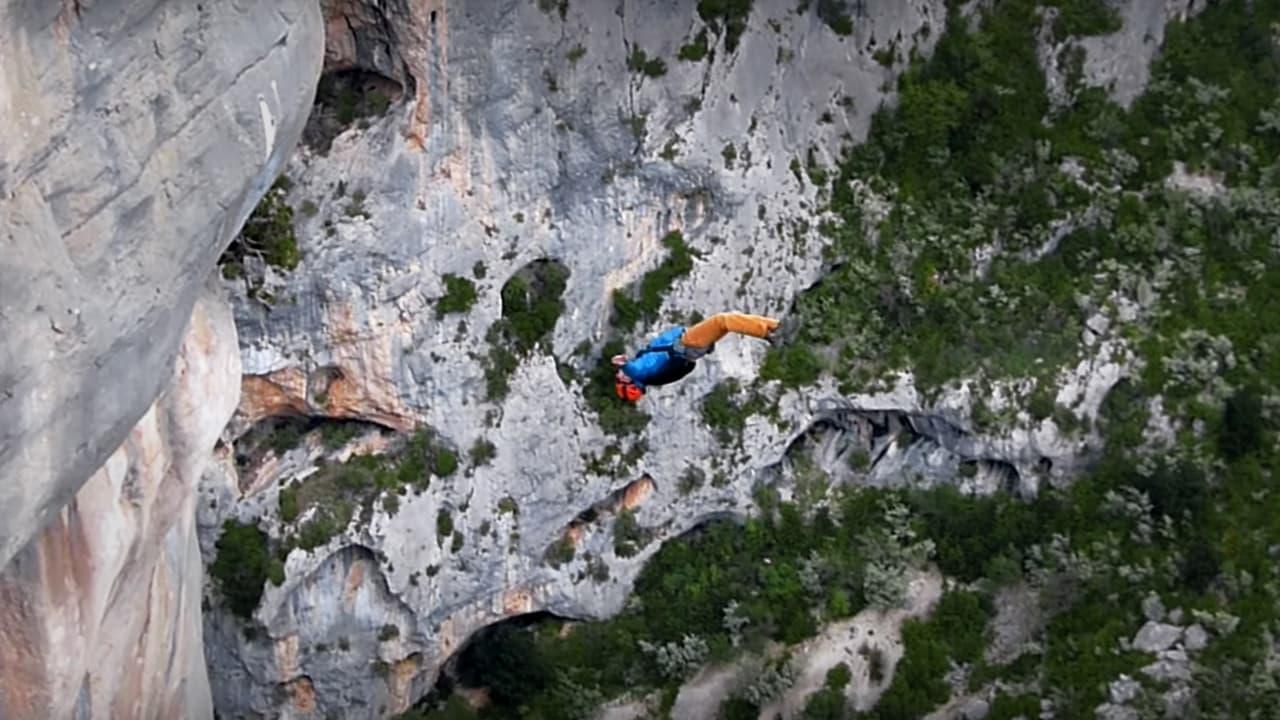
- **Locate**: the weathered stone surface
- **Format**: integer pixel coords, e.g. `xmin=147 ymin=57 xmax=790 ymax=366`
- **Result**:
xmin=1109 ymin=674 xmax=1142 ymax=705
xmin=762 ymin=571 xmax=943 ymax=719
xmin=1183 ymin=624 xmax=1209 ymax=652
xmin=0 ymin=0 xmax=324 ymax=568
xmin=1096 ymin=703 xmax=1141 ymax=720
xmin=0 ymin=287 xmax=240 ymax=720
xmin=206 ymin=0 xmax=960 ymax=714
xmin=1162 ymin=685 xmax=1194 ymax=718
xmin=1141 ymin=592 xmax=1166 ymax=622
xmin=202 ymin=0 xmax=1193 ymax=716
xmin=1141 ymin=649 xmax=1192 ymax=683
xmin=953 ymin=698 xmax=991 ymax=720
xmin=1133 ymin=621 xmax=1184 ymax=653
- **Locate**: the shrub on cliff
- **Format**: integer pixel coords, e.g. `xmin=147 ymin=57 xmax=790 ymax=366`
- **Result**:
xmin=210 ymin=520 xmax=282 ymax=619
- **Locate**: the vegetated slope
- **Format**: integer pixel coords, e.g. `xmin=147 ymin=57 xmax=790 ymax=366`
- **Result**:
xmin=399 ymin=1 xmax=1280 ymax=718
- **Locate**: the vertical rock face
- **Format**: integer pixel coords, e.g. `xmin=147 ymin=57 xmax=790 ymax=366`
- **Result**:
xmin=1 ymin=1 xmax=325 ymax=717
xmin=0 ymin=288 xmax=240 ymax=720
xmin=204 ymin=0 xmax=1198 ymax=716
xmin=0 ymin=0 xmax=325 ymax=568
xmin=205 ymin=0 xmax=959 ymax=716
xmin=1038 ymin=0 xmax=1210 ymax=108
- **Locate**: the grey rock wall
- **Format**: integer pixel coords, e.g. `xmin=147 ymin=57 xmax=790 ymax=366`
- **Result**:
xmin=203 ymin=0 xmax=953 ymax=716
xmin=0 ymin=286 xmax=239 ymax=720
xmin=202 ymin=0 xmax=1202 ymax=717
xmin=0 ymin=0 xmax=324 ymax=567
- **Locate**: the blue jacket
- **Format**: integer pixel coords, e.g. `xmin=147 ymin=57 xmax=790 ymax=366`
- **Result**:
xmin=621 ymin=326 xmax=697 ymax=389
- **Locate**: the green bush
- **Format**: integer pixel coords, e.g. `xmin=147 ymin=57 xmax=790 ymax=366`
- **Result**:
xmin=825 ymin=662 xmax=851 ymax=689
xmin=536 ymin=0 xmax=568 ymax=20
xmin=393 ymin=695 xmax=479 ymax=720
xmin=613 ymin=509 xmax=646 ymax=557
xmin=469 ymin=438 xmax=497 ymax=467
xmin=484 ymin=259 xmax=571 ymax=401
xmin=1045 ymin=0 xmax=1122 ymax=41
xmin=433 ymin=448 xmax=458 ymax=477
xmin=1027 ymin=384 xmax=1056 ymax=421
xmin=279 ymin=485 xmax=299 ymax=523
xmin=800 ymin=687 xmax=846 ymax=720
xmin=437 ymin=509 xmax=454 ymax=540
xmin=678 ymin=30 xmax=710 ymax=61
xmin=219 ymin=178 xmax=300 ymax=273
xmin=295 ymin=503 xmax=351 ymax=550
xmin=760 ymin=345 xmax=823 ymax=387
xmin=871 ymin=591 xmax=989 ymax=719
xmin=717 ymin=697 xmax=759 ymax=720
xmin=816 ymin=0 xmax=854 ymax=35
xmin=700 ymin=380 xmax=768 ymax=445
xmin=484 ymin=345 xmax=519 ymax=401
xmin=210 ymin=520 xmax=278 ymax=619
xmin=320 ymin=421 xmax=362 ymax=450
xmin=1220 ymin=386 xmax=1265 ymax=460
xmin=627 ymin=47 xmax=668 ymax=77
xmin=986 ymin=693 xmax=1040 ymax=720
xmin=501 ymin=259 xmax=570 ymax=352
xmin=306 ymin=71 xmax=400 ymax=153
xmin=679 ymin=466 xmax=706 ymax=495
xmin=264 ymin=419 xmax=305 ymax=455
xmin=379 ymin=624 xmax=400 ymax=641
xmin=1098 ymin=379 xmax=1149 ymax=451
xmin=908 ymin=485 xmax=1048 ymax=582
xmin=547 ymin=535 xmax=576 ymax=567
xmin=277 ymin=427 xmax=454 ymax=544
xmin=436 ymin=274 xmax=478 ymax=317
xmin=697 ymin=0 xmax=754 ymax=53
xmin=722 ymin=143 xmax=738 ymax=170
xmin=610 ymin=231 xmax=699 ymax=332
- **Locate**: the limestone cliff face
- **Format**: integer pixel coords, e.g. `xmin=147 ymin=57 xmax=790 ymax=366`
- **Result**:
xmin=0 ymin=0 xmax=324 ymax=568
xmin=0 ymin=1 xmax=324 ymax=718
xmin=202 ymin=0 xmax=1197 ymax=717
xmin=204 ymin=0 xmax=954 ymax=716
xmin=0 ymin=288 xmax=239 ymax=720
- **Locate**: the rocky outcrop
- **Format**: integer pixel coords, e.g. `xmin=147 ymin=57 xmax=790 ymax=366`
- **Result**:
xmin=775 ymin=333 xmax=1131 ymax=499
xmin=1 ymin=1 xmax=325 ymax=717
xmin=1039 ymin=0 xmax=1209 ymax=108
xmin=203 ymin=0 xmax=1171 ymax=716
xmin=0 ymin=287 xmax=240 ymax=720
xmin=201 ymin=0 xmax=980 ymax=715
xmin=0 ymin=0 xmax=325 ymax=568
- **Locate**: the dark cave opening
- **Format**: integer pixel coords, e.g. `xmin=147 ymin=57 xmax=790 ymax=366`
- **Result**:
xmin=302 ymin=68 xmax=405 ymax=153
xmin=405 ymin=612 xmax=569 ymax=718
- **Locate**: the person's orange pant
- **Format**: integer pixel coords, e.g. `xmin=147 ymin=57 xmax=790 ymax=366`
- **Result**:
xmin=680 ymin=312 xmax=779 ymax=351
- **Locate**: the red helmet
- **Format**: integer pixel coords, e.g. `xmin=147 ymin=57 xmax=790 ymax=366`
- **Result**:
xmin=615 ymin=381 xmax=644 ymax=403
